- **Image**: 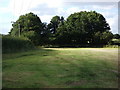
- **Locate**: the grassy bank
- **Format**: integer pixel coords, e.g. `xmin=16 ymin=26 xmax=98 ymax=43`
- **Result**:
xmin=3 ymin=48 xmax=118 ymax=88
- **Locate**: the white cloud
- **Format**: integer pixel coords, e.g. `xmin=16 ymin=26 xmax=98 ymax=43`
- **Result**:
xmin=92 ymin=5 xmax=116 ymax=10
xmin=57 ymin=8 xmax=65 ymax=15
xmin=45 ymin=0 xmax=63 ymax=8
xmin=107 ymin=18 xmax=116 ymax=26
xmin=63 ymin=0 xmax=119 ymax=2
xmin=66 ymin=7 xmax=80 ymax=14
xmin=8 ymin=0 xmax=63 ymax=17
xmin=40 ymin=15 xmax=54 ymax=23
xmin=9 ymin=0 xmax=33 ymax=16
xmin=0 ymin=7 xmax=10 ymax=13
xmin=107 ymin=16 xmax=118 ymax=33
xmin=0 ymin=23 xmax=12 ymax=34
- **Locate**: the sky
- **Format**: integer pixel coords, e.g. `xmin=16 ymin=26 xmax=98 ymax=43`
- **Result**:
xmin=0 ymin=0 xmax=119 ymax=34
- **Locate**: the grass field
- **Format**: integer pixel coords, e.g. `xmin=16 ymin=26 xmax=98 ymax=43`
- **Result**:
xmin=2 ymin=48 xmax=118 ymax=88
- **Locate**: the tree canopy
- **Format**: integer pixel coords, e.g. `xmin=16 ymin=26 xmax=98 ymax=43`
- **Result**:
xmin=9 ymin=11 xmax=115 ymax=47
xmin=10 ymin=12 xmax=50 ymax=45
xmin=47 ymin=16 xmax=64 ymax=34
xmin=55 ymin=11 xmax=112 ymax=46
xmin=10 ymin=12 xmax=43 ymax=35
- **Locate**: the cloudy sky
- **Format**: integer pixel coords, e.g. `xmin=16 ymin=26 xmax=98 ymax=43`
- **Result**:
xmin=0 ymin=0 xmax=119 ymax=34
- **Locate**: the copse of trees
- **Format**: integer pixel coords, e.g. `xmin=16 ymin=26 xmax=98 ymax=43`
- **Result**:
xmin=55 ymin=11 xmax=113 ymax=46
xmin=9 ymin=11 xmax=118 ymax=47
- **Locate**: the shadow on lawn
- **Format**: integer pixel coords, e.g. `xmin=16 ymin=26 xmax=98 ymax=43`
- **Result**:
xmin=2 ymin=48 xmax=58 ymax=60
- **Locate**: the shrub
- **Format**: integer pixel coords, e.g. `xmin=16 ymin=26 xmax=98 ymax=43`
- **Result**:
xmin=2 ymin=35 xmax=35 ymax=53
xmin=104 ymin=45 xmax=119 ymax=48
xmin=111 ymin=39 xmax=120 ymax=45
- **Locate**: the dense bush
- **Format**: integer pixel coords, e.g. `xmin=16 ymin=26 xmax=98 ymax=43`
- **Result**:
xmin=21 ymin=31 xmax=40 ymax=46
xmin=2 ymin=36 xmax=35 ymax=53
xmin=104 ymin=45 xmax=119 ymax=48
xmin=110 ymin=39 xmax=120 ymax=45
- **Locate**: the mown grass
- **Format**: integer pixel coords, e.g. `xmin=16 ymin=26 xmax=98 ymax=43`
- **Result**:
xmin=2 ymin=48 xmax=118 ymax=88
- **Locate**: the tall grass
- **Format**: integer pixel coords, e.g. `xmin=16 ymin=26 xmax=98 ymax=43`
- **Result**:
xmin=2 ymin=36 xmax=35 ymax=53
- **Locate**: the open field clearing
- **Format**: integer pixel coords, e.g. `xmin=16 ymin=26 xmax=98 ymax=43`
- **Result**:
xmin=2 ymin=48 xmax=118 ymax=88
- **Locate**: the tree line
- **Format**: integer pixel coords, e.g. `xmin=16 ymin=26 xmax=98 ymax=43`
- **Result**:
xmin=9 ymin=11 xmax=120 ymax=47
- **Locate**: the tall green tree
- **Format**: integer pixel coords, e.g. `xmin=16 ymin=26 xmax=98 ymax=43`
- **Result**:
xmin=55 ymin=11 xmax=111 ymax=46
xmin=10 ymin=12 xmax=43 ymax=36
xmin=47 ymin=16 xmax=65 ymax=45
xmin=47 ymin=16 xmax=64 ymax=34
xmin=10 ymin=12 xmax=49 ymax=45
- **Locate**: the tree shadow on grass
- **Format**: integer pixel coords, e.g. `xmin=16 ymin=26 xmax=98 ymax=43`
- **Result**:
xmin=2 ymin=48 xmax=58 ymax=60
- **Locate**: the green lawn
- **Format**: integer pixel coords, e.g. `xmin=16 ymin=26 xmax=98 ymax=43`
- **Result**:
xmin=2 ymin=48 xmax=118 ymax=88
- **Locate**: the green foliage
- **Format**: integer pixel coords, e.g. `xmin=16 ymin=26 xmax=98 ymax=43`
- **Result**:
xmin=93 ymin=31 xmax=113 ymax=45
xmin=2 ymin=35 xmax=34 ymax=53
xmin=10 ymin=12 xmax=43 ymax=36
xmin=113 ymin=34 xmax=120 ymax=39
xmin=9 ymin=11 xmax=115 ymax=47
xmin=21 ymin=31 xmax=39 ymax=45
xmin=55 ymin=11 xmax=111 ymax=46
xmin=9 ymin=12 xmax=50 ymax=46
xmin=104 ymin=45 xmax=119 ymax=48
xmin=111 ymin=39 xmax=120 ymax=45
xmin=48 ymin=16 xmax=64 ymax=34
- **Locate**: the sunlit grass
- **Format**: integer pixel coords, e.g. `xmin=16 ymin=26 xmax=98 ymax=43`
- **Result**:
xmin=3 ymin=48 xmax=118 ymax=88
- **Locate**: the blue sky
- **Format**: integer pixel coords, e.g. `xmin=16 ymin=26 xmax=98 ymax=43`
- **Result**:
xmin=0 ymin=0 xmax=119 ymax=34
